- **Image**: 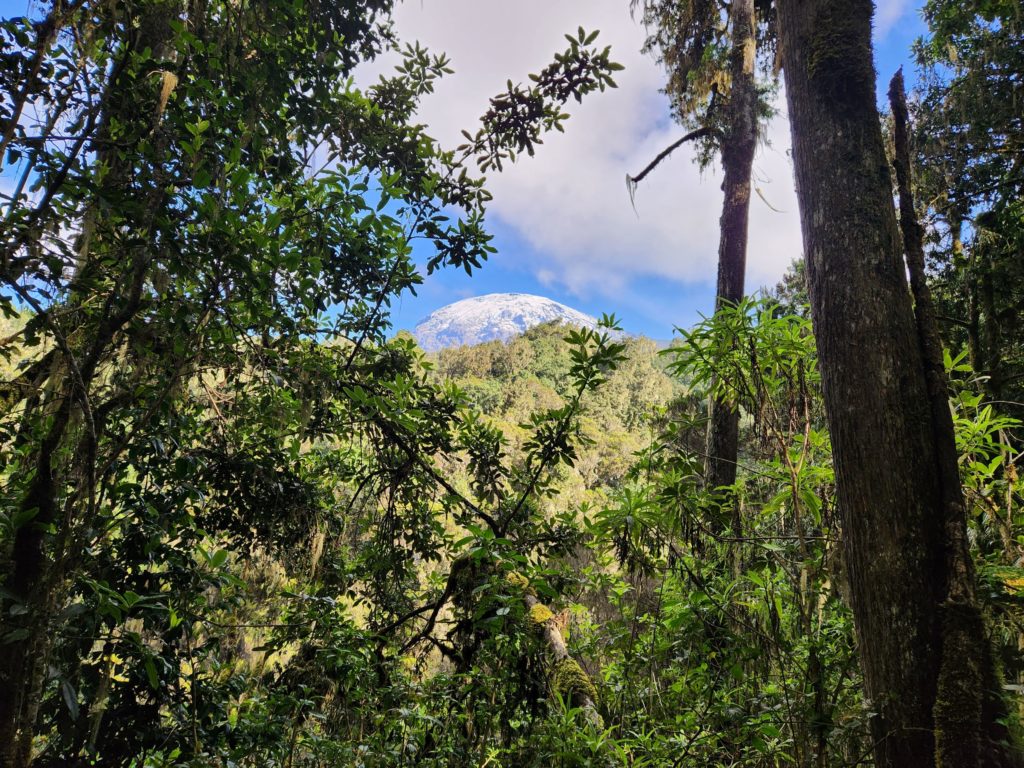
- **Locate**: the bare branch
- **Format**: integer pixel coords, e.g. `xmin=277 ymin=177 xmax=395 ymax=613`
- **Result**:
xmin=626 ymin=127 xmax=716 ymax=210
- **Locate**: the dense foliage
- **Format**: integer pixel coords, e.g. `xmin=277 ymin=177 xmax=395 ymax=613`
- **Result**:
xmin=913 ymin=0 xmax=1024 ymax=423
xmin=1 ymin=0 xmax=1022 ymax=766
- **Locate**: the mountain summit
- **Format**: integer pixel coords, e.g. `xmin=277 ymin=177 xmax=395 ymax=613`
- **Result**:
xmin=412 ymin=293 xmax=599 ymax=352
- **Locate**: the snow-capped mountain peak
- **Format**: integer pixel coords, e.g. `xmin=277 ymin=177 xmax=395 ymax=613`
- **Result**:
xmin=412 ymin=293 xmax=600 ymax=352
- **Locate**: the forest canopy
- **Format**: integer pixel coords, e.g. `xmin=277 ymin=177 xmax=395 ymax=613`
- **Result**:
xmin=0 ymin=1 xmax=1022 ymax=767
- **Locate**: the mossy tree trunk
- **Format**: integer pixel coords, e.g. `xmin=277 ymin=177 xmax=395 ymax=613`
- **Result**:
xmin=520 ymin=589 xmax=600 ymax=723
xmin=774 ymin=2 xmax=1018 ymax=766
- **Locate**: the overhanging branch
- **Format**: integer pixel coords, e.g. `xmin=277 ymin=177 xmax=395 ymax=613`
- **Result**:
xmin=626 ymin=127 xmax=717 ymax=210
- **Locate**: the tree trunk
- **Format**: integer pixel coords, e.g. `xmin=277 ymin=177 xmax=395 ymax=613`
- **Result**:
xmin=523 ymin=592 xmax=601 ymax=724
xmin=0 ymin=5 xmax=179 ymax=762
xmin=980 ymin=248 xmax=1003 ymax=402
xmin=0 ymin=369 xmax=75 ymax=767
xmin=952 ymin=218 xmax=983 ymax=372
xmin=704 ymin=0 xmax=758 ymax=523
xmin=774 ymin=2 xmax=1016 ymax=766
xmin=890 ymin=68 xmax=1016 ymax=768
xmin=504 ymin=573 xmax=599 ymax=722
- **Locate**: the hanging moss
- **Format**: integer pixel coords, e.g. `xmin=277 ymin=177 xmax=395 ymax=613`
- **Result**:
xmin=529 ymin=602 xmax=555 ymax=625
xmin=551 ymin=657 xmax=598 ymax=707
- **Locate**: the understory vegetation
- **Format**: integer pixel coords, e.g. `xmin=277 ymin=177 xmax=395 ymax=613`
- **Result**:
xmin=1 ymin=0 xmax=1022 ymax=766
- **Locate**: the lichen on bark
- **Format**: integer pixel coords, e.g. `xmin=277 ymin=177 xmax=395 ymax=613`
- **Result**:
xmin=551 ymin=657 xmax=598 ymax=707
xmin=529 ymin=602 xmax=555 ymax=625
xmin=806 ymin=0 xmax=875 ymax=114
xmin=505 ymin=570 xmax=535 ymax=595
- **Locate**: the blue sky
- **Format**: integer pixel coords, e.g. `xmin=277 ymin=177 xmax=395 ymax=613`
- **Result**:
xmin=377 ymin=1 xmax=929 ymax=339
xmin=0 ymin=0 xmax=928 ymax=339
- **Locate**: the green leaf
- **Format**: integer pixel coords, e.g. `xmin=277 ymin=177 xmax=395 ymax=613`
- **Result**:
xmin=61 ymin=680 xmax=79 ymax=720
xmin=144 ymin=656 xmax=159 ymax=690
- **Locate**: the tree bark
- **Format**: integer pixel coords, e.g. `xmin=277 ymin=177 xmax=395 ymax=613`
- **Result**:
xmin=704 ymin=0 xmax=758 ymax=519
xmin=980 ymin=248 xmax=1003 ymax=402
xmin=889 ymin=69 xmax=1015 ymax=768
xmin=523 ymin=592 xmax=600 ymax=724
xmin=0 ymin=385 xmax=74 ymax=767
xmin=774 ymin=2 xmax=1017 ymax=766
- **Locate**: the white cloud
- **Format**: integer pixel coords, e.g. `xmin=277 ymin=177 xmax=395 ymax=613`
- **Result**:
xmin=370 ymin=0 xmax=803 ymax=303
xmin=875 ymin=0 xmax=910 ymax=39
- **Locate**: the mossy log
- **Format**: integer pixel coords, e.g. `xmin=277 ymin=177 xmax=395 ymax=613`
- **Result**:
xmin=507 ymin=573 xmax=601 ymax=723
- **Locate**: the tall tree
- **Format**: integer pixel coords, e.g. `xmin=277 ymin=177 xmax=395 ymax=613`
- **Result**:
xmin=774 ymin=0 xmax=1016 ymax=765
xmin=703 ymin=0 xmax=758 ymax=508
xmin=630 ymin=0 xmax=773 ymax=515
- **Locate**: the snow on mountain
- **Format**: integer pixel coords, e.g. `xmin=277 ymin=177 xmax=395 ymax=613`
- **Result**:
xmin=412 ymin=293 xmax=601 ymax=352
